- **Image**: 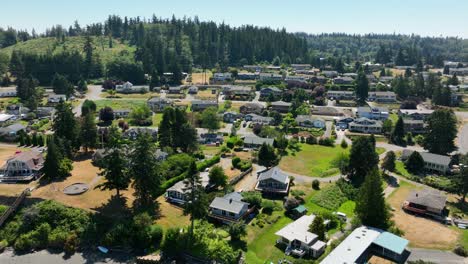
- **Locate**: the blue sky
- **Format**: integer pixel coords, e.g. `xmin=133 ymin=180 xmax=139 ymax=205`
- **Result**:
xmin=1 ymin=0 xmax=468 ymax=38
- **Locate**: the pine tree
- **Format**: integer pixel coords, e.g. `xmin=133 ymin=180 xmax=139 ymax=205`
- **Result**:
xmin=183 ymin=161 xmax=209 ymax=242
xmin=348 ymin=136 xmax=379 ymax=185
xmin=95 ymin=149 xmax=130 ymax=197
xmin=80 ymin=112 xmax=98 ymax=152
xmin=83 ymin=34 xmax=94 ymax=78
xmin=355 ymin=169 xmax=389 ymax=229
xmin=423 ymin=109 xmax=457 ymax=155
xmin=309 ymin=215 xmax=326 ymax=241
xmin=382 ymin=151 xmax=396 ymax=172
xmin=53 ymin=101 xmax=81 ymax=155
xmin=257 ymin=143 xmax=278 ymax=168
xmin=405 ymin=151 xmax=425 ymax=174
xmin=158 ymin=107 xmax=174 ymax=148
xmin=391 ymin=117 xmax=406 ymax=145
xmin=42 ymin=137 xmax=73 ymax=180
xmin=355 ymin=69 xmax=369 ymax=104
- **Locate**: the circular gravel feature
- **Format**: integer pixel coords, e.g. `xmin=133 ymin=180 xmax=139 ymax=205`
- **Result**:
xmin=63 ymin=183 xmax=89 ymax=195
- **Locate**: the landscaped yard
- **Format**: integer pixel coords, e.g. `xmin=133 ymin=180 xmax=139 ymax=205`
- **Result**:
xmin=395 ymin=160 xmax=412 ymax=177
xmin=279 ymin=144 xmax=348 ymax=177
xmin=95 ymin=99 xmax=146 ymax=111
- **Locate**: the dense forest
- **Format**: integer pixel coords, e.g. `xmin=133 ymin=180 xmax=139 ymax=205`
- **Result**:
xmin=1 ymin=15 xmax=468 ymax=85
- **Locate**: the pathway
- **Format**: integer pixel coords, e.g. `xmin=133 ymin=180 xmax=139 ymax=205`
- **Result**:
xmin=323 ymin=121 xmax=333 ymax=138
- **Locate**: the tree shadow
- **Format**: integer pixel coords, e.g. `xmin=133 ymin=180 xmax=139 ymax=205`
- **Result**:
xmin=92 ymin=194 xmax=132 ymax=219
xmin=230 ymin=239 xmax=247 ymax=251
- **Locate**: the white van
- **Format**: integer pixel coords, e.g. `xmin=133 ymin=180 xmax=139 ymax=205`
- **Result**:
xmin=335 ymin=212 xmax=347 ymax=221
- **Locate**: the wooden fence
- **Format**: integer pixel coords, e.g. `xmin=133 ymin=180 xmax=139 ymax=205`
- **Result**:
xmin=229 ymin=167 xmax=253 ymax=185
xmin=0 ymin=188 xmax=29 ymax=227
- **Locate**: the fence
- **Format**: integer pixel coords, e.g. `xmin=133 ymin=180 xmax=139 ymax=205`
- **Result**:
xmin=229 ymin=167 xmax=253 ymax=185
xmin=0 ymin=188 xmax=29 ymax=227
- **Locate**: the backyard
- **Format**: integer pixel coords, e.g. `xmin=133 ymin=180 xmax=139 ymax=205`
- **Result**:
xmin=279 ymin=144 xmax=349 ymax=177
xmin=94 ymin=99 xmax=146 ymax=111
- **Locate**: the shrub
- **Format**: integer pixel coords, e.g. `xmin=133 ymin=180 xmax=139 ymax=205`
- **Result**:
xmin=312 ymin=180 xmax=320 ymax=190
xmin=318 ymin=137 xmax=335 ymax=147
xmin=232 ymin=156 xmax=241 ymax=167
xmin=306 ymin=136 xmax=317 ymax=145
xmin=197 ymin=155 xmax=220 ymax=171
xmin=63 ymin=233 xmax=79 ymax=255
xmin=0 ymin=239 xmax=7 ymax=252
xmin=340 ymin=139 xmax=348 ymax=149
xmin=241 ymin=191 xmax=262 ymax=208
xmin=284 ymin=197 xmax=301 ymax=211
xmin=454 ymin=244 xmax=468 ymax=257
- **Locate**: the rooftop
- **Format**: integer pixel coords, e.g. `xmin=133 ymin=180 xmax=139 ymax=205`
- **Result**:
xmin=372 ymin=231 xmax=409 ymax=255
xmin=258 ymin=166 xmax=289 ymax=184
xmin=275 ymin=215 xmax=319 ymax=245
xmin=406 ymin=189 xmax=447 ymax=211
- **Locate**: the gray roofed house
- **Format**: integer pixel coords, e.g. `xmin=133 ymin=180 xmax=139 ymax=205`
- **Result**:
xmin=0 ymin=150 xmax=44 ymax=182
xmin=0 ymin=123 xmax=26 ymax=140
xmin=36 ymin=107 xmax=56 ymax=119
xmin=188 ymin=86 xmax=199 ymax=94
xmin=168 ymin=86 xmax=182 ymax=94
xmin=48 ymin=94 xmax=67 ymax=104
xmin=260 ymin=87 xmax=282 ymax=98
xmin=0 ymin=88 xmax=17 ymax=98
xmin=165 ymin=172 xmax=210 ymax=204
xmin=326 ymin=90 xmax=355 ymax=100
xmin=223 ymin=86 xmax=252 ymax=99
xmin=295 ymin=115 xmax=325 ymax=128
xmin=256 ymin=166 xmax=290 ymax=195
xmin=333 ymin=76 xmax=354 ymax=85
xmin=270 ymin=101 xmax=292 ymax=113
xmin=147 ymin=97 xmax=173 ymax=112
xmin=401 ymin=149 xmax=451 ymax=174
xmin=349 ymin=117 xmax=383 ymax=134
xmin=398 ymin=109 xmax=434 ymax=120
xmin=243 ymin=136 xmax=274 ymax=149
xmin=244 ymin=113 xmax=273 ymax=125
xmin=357 ymin=106 xmax=389 ymax=120
xmin=240 ymin=102 xmax=265 ymax=114
xmin=191 ymin=100 xmax=218 ymax=112
xmin=123 ymin=127 xmax=158 ymax=141
xmin=368 ymin=91 xmax=397 ymax=103
xmin=404 ymin=189 xmax=447 ymax=216
xmin=209 ymin=192 xmax=250 ymax=224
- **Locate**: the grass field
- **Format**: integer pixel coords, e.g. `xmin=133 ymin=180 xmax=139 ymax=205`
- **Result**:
xmin=95 ymin=99 xmax=146 ymax=110
xmin=101 ymin=92 xmax=159 ymax=99
xmin=395 ymin=160 xmax=412 ymax=177
xmin=279 ymin=144 xmax=348 ymax=177
xmin=0 ymin=36 xmax=135 ymax=65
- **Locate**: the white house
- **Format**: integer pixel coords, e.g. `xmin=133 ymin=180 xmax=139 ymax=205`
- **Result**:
xmin=208 ymin=192 xmax=250 ymax=224
xmin=349 ymin=117 xmax=383 ymax=134
xmin=295 ymin=115 xmax=325 ymax=128
xmin=165 ymin=172 xmax=210 ymax=204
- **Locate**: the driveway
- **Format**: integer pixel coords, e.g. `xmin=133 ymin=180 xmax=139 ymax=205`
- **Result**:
xmin=323 ymin=121 xmax=333 ymax=138
xmin=407 ymin=248 xmax=467 ymax=264
xmin=0 ymin=248 xmax=134 ymax=264
xmin=235 ymin=164 xmax=265 ymax=191
xmin=458 ymin=123 xmax=468 ymax=154
xmin=73 ymin=85 xmax=103 ymax=116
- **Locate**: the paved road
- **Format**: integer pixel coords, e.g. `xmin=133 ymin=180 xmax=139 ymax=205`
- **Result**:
xmin=458 ymin=123 xmax=468 ymax=154
xmin=407 ymin=248 xmax=468 ymax=264
xmin=323 ymin=121 xmax=333 ymax=138
xmin=73 ymin=85 xmax=103 ymax=116
xmin=0 ymin=248 xmax=134 ymax=264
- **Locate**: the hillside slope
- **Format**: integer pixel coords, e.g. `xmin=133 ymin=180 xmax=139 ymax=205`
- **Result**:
xmin=0 ymin=36 xmax=135 ymax=65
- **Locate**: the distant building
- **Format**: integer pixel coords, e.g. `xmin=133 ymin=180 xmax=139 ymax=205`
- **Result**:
xmin=237 ymin=72 xmax=258 ymax=80
xmin=240 ymin=102 xmax=265 ymax=114
xmin=326 ymin=90 xmax=355 ymax=100
xmin=212 ymin=72 xmax=233 ymax=83
xmin=368 ymin=91 xmax=397 ymax=103
xmin=0 ymin=123 xmax=26 ymax=140
xmin=285 ymin=75 xmax=308 ymax=83
xmin=223 ymin=86 xmax=252 ymax=100
xmin=356 ymin=107 xmax=389 ymax=120
xmin=295 ymin=115 xmax=325 ymax=128
xmin=208 ymin=192 xmax=250 ymax=224
xmin=191 ymin=100 xmax=218 ymax=112
xmin=113 ymin=109 xmax=131 ymax=119
xmin=147 ymin=97 xmax=173 ymax=112
xmin=199 ymin=133 xmax=224 ymax=145
xmin=243 ymin=135 xmax=274 ymax=149
xmin=403 ymin=119 xmax=426 ymax=134
xmin=321 ymin=71 xmax=338 ymax=78
xmin=260 ymin=87 xmax=282 ymax=98
xmin=333 ymin=76 xmax=354 ymax=85
xmin=270 ymin=101 xmax=292 ymax=113
xmin=398 ymin=109 xmax=434 ymax=120
xmin=123 ymin=127 xmax=158 ymax=141
xmin=0 ymin=150 xmax=44 ymax=182
xmin=244 ymin=114 xmax=274 ymax=125
xmin=349 ymin=117 xmax=383 ymax=134
xmin=259 ymin=73 xmax=283 ymax=82
xmin=168 ymin=86 xmax=182 ymax=94
xmin=116 ymin=82 xmax=149 ymax=94
xmin=0 ymin=88 xmax=17 ymax=97
xmin=223 ymin=112 xmax=241 ymax=123
xmin=187 ymin=86 xmax=199 ymax=94
xmin=449 ymin=68 xmax=468 ymax=76
xmin=291 ymin=64 xmax=311 ymax=71
xmin=47 ymin=94 xmax=67 ymax=104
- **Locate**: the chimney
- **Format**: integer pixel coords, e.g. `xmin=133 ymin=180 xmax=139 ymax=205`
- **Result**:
xmin=416 ymin=193 xmax=418 ymax=197
xmin=229 ymin=198 xmax=233 ymax=204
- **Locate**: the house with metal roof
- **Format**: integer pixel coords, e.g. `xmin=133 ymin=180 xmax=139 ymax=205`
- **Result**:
xmin=349 ymin=117 xmax=383 ymax=134
xmin=275 ymin=214 xmax=326 ymax=258
xmin=147 ymin=97 xmax=173 ymax=112
xmin=398 ymin=109 xmax=434 ymax=120
xmin=320 ymin=226 xmax=409 ymax=264
xmin=295 ymin=115 xmax=325 ymax=128
xmin=401 ymin=149 xmax=451 ymax=174
xmin=256 ymin=166 xmax=290 ymax=195
xmin=240 ymin=102 xmax=265 ymax=114
xmin=165 ymin=172 xmax=210 ymax=204
xmin=0 ymin=123 xmax=26 ymax=140
xmin=208 ymin=192 xmax=250 ymax=224
xmin=244 ymin=114 xmax=274 ymax=125
xmin=243 ymin=136 xmax=274 ymax=149
xmin=368 ymin=91 xmax=397 ymax=103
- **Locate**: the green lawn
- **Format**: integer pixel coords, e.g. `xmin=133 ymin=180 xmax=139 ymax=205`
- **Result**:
xmin=395 ymin=160 xmax=412 ymax=177
xmin=389 ymin=113 xmax=399 ymax=124
xmin=152 ymin=113 xmax=163 ymax=127
xmin=95 ymin=99 xmax=146 ymax=111
xmin=279 ymin=144 xmax=348 ymax=177
xmin=376 ymin=147 xmax=386 ymax=155
xmin=336 ymin=200 xmax=356 ymax=218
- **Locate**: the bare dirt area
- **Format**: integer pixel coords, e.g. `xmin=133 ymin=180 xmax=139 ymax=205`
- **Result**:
xmin=31 ymin=158 xmax=135 ymax=211
xmin=388 ymin=181 xmax=459 ymax=249
xmin=219 ymin=157 xmax=241 ymax=180
xmin=189 ymin=72 xmax=212 ymax=85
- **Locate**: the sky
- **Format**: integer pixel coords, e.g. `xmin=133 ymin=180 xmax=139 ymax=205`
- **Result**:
xmin=1 ymin=0 xmax=468 ymax=38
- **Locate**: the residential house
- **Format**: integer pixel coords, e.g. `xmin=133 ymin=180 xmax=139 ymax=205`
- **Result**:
xmin=321 ymin=226 xmax=409 ymax=264
xmin=165 ymin=172 xmax=210 ymax=204
xmin=348 ymin=117 xmax=383 ymax=134
xmin=401 ymin=149 xmax=451 ymax=174
xmin=366 ymin=74 xmax=378 ymax=83
xmin=403 ymin=189 xmax=447 ymax=217
xmin=310 ymin=76 xmax=327 ymax=84
xmin=0 ymin=151 xmax=44 ymax=182
xmin=191 ymin=100 xmax=218 ymax=112
xmin=255 ymin=166 xmax=290 ymax=195
xmin=123 ymin=127 xmax=158 ymax=141
xmin=35 ymin=107 xmax=56 ymax=119
xmin=398 ymin=109 xmax=434 ymax=120
xmin=199 ymin=133 xmax=224 ymax=145
xmin=403 ymin=119 xmax=426 ymax=134
xmin=356 ymin=107 xmax=389 ymax=120
xmin=336 ymin=117 xmax=354 ymax=129
xmin=326 ymin=90 xmax=355 ymax=100
xmin=291 ymin=64 xmax=311 ymax=71
xmin=223 ymin=112 xmax=241 ymax=123
xmin=237 ymin=72 xmax=257 ymax=80
xmin=449 ymin=68 xmax=468 ymax=76
xmin=333 ymin=76 xmax=354 ymax=85
xmin=444 ymin=61 xmax=461 ymax=68
xmin=270 ymin=101 xmax=292 ymax=113
xmin=243 ymin=65 xmax=262 ymax=72
xmin=188 ymin=86 xmax=198 ymax=94
xmin=0 ymin=88 xmax=17 ymax=97
xmin=244 ymin=114 xmax=273 ymax=125
xmin=147 ymin=97 xmax=173 ymax=112
xmin=321 ymin=71 xmax=338 ymax=78
xmin=363 ymin=62 xmax=383 ymax=71
xmin=295 ymin=115 xmax=326 ymax=128
xmin=260 ymin=87 xmax=282 ymax=99
xmin=266 ymin=66 xmax=281 ymax=71
xmin=48 ymin=94 xmax=67 ymax=104
xmin=223 ymin=86 xmax=252 ymax=100
xmin=0 ymin=114 xmax=14 ymax=124
xmin=368 ymin=91 xmax=397 ymax=103
xmin=259 ymin=73 xmax=283 ymax=82
xmin=212 ymin=72 xmax=233 ymax=83
xmin=379 ymin=76 xmax=394 ymax=83
xmin=311 ymin=106 xmax=344 ymax=117
xmin=116 ymin=82 xmax=149 ymax=94
xmin=113 ymin=109 xmax=131 ymax=119
xmin=343 ymin=73 xmax=358 ymax=79
xmin=0 ymin=123 xmax=26 ymax=141
xmin=275 ymin=214 xmax=326 ymax=258
xmin=243 ymin=135 xmax=274 ymax=149
xmin=6 ymin=104 xmax=29 ymax=116
xmin=168 ymin=86 xmax=182 ymax=94
xmin=240 ymin=102 xmax=265 ymax=114
xmin=285 ymin=75 xmax=308 ymax=83
xmin=208 ymin=192 xmax=250 ymax=224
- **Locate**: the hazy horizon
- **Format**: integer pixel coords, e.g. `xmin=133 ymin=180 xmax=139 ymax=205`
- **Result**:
xmin=1 ymin=0 xmax=468 ymax=38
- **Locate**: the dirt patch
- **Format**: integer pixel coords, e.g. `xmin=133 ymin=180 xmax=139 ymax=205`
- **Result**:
xmin=388 ymin=181 xmax=459 ymax=249
xmin=189 ymin=72 xmax=212 ymax=85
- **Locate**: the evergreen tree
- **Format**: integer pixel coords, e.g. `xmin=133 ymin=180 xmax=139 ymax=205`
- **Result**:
xmin=183 ymin=161 xmax=209 ymax=242
xmin=391 ymin=116 xmax=406 ymax=145
xmin=80 ymin=112 xmax=98 ymax=152
xmin=405 ymin=151 xmax=425 ymax=174
xmin=455 ymin=154 xmax=468 ymax=204
xmin=158 ymin=107 xmax=174 ymax=148
xmin=53 ymin=101 xmax=81 ymax=155
xmin=95 ymin=149 xmax=131 ymax=197
xmin=200 ymin=107 xmax=220 ymax=132
xmin=355 ymin=69 xmax=369 ymax=104
xmin=423 ymin=109 xmax=457 ymax=155
xmin=52 ymin=73 xmax=74 ymax=97
xmin=9 ymin=50 xmax=24 ymax=78
xmin=81 ymin=99 xmax=96 ymax=116
xmin=348 ymin=136 xmax=379 ymax=185
xmin=309 ymin=215 xmax=326 ymax=241
xmin=208 ymin=165 xmax=228 ymax=187
xmin=382 ymin=151 xmax=396 ymax=172
xmin=83 ymin=34 xmax=94 ymax=78
xmin=42 ymin=137 xmax=73 ymax=180
xmin=448 ymin=74 xmax=459 ymax=86
xmin=130 ymin=132 xmax=162 ymax=209
xmin=257 ymin=143 xmax=278 ymax=168
xmin=355 ymin=169 xmax=389 ymax=229
xmin=77 ymin=78 xmax=88 ymax=92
